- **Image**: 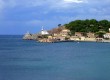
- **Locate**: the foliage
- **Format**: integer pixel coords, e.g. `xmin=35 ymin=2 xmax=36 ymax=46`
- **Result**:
xmin=42 ymin=35 xmax=48 ymax=38
xmin=58 ymin=24 xmax=62 ymax=27
xmin=95 ymin=31 xmax=106 ymax=38
xmin=65 ymin=19 xmax=110 ymax=34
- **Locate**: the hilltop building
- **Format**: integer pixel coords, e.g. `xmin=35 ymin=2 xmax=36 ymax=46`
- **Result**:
xmin=40 ymin=26 xmax=49 ymax=35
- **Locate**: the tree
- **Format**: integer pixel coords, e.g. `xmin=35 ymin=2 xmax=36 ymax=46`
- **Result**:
xmin=98 ymin=20 xmax=109 ymax=32
xmin=95 ymin=31 xmax=106 ymax=38
xmin=65 ymin=19 xmax=110 ymax=34
xmin=58 ymin=24 xmax=61 ymax=27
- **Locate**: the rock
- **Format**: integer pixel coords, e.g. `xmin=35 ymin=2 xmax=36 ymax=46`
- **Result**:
xmin=23 ymin=32 xmax=33 ymax=40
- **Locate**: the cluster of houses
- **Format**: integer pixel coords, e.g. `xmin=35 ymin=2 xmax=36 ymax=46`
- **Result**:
xmin=23 ymin=26 xmax=110 ymax=43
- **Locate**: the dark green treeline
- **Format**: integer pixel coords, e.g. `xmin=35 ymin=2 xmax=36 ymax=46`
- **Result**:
xmin=65 ymin=19 xmax=110 ymax=34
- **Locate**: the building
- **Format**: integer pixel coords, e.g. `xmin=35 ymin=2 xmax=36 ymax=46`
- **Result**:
xmin=74 ymin=32 xmax=83 ymax=38
xmin=85 ymin=32 xmax=96 ymax=41
xmin=103 ymin=33 xmax=110 ymax=39
xmin=60 ymin=29 xmax=70 ymax=37
xmin=41 ymin=26 xmax=49 ymax=35
xmin=87 ymin=32 xmax=95 ymax=38
xmin=70 ymin=36 xmax=80 ymax=41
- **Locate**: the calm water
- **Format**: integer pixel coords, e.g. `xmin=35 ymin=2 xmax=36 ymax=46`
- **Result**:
xmin=0 ymin=35 xmax=110 ymax=80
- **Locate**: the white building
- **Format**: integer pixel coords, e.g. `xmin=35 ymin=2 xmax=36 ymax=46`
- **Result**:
xmin=109 ymin=28 xmax=110 ymax=32
xmin=103 ymin=28 xmax=110 ymax=39
xmin=41 ymin=26 xmax=49 ymax=35
xmin=103 ymin=33 xmax=110 ymax=39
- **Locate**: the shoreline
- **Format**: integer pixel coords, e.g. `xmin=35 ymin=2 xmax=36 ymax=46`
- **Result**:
xmin=36 ymin=39 xmax=110 ymax=43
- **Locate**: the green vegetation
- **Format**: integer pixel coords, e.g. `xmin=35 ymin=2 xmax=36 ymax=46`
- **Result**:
xmin=95 ymin=31 xmax=106 ymax=38
xmin=65 ymin=19 xmax=110 ymax=35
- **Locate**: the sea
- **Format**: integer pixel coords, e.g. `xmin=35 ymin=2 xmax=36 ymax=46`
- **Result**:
xmin=0 ymin=35 xmax=110 ymax=80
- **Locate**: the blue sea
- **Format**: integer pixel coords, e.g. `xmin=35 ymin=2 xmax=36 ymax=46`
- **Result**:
xmin=0 ymin=35 xmax=110 ymax=80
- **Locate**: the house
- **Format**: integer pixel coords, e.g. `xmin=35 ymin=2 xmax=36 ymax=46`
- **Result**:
xmin=60 ymin=29 xmax=70 ymax=37
xmin=103 ymin=33 xmax=110 ymax=39
xmin=87 ymin=32 xmax=95 ymax=38
xmin=70 ymin=36 xmax=80 ymax=41
xmin=53 ymin=33 xmax=60 ymax=37
xmin=85 ymin=38 xmax=96 ymax=41
xmin=85 ymin=32 xmax=96 ymax=41
xmin=74 ymin=32 xmax=83 ymax=38
xmin=48 ymin=36 xmax=53 ymax=39
xmin=109 ymin=28 xmax=110 ymax=32
xmin=80 ymin=36 xmax=85 ymax=41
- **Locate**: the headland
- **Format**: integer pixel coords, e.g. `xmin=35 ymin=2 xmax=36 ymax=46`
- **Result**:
xmin=23 ymin=19 xmax=110 ymax=43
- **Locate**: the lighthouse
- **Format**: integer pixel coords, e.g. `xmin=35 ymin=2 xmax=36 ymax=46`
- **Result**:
xmin=41 ymin=26 xmax=49 ymax=35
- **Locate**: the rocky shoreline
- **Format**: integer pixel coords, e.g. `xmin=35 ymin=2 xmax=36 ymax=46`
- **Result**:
xmin=23 ymin=26 xmax=110 ymax=43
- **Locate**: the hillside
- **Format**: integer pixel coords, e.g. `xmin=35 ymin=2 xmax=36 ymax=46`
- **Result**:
xmin=64 ymin=19 xmax=110 ymax=34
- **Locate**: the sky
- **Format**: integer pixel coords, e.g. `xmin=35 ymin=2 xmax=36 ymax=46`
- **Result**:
xmin=0 ymin=0 xmax=110 ymax=35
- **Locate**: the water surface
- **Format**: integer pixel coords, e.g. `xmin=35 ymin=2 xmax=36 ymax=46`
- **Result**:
xmin=0 ymin=35 xmax=110 ymax=80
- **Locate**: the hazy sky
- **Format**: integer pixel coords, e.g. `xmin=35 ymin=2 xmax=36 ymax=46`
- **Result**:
xmin=0 ymin=0 xmax=110 ymax=34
